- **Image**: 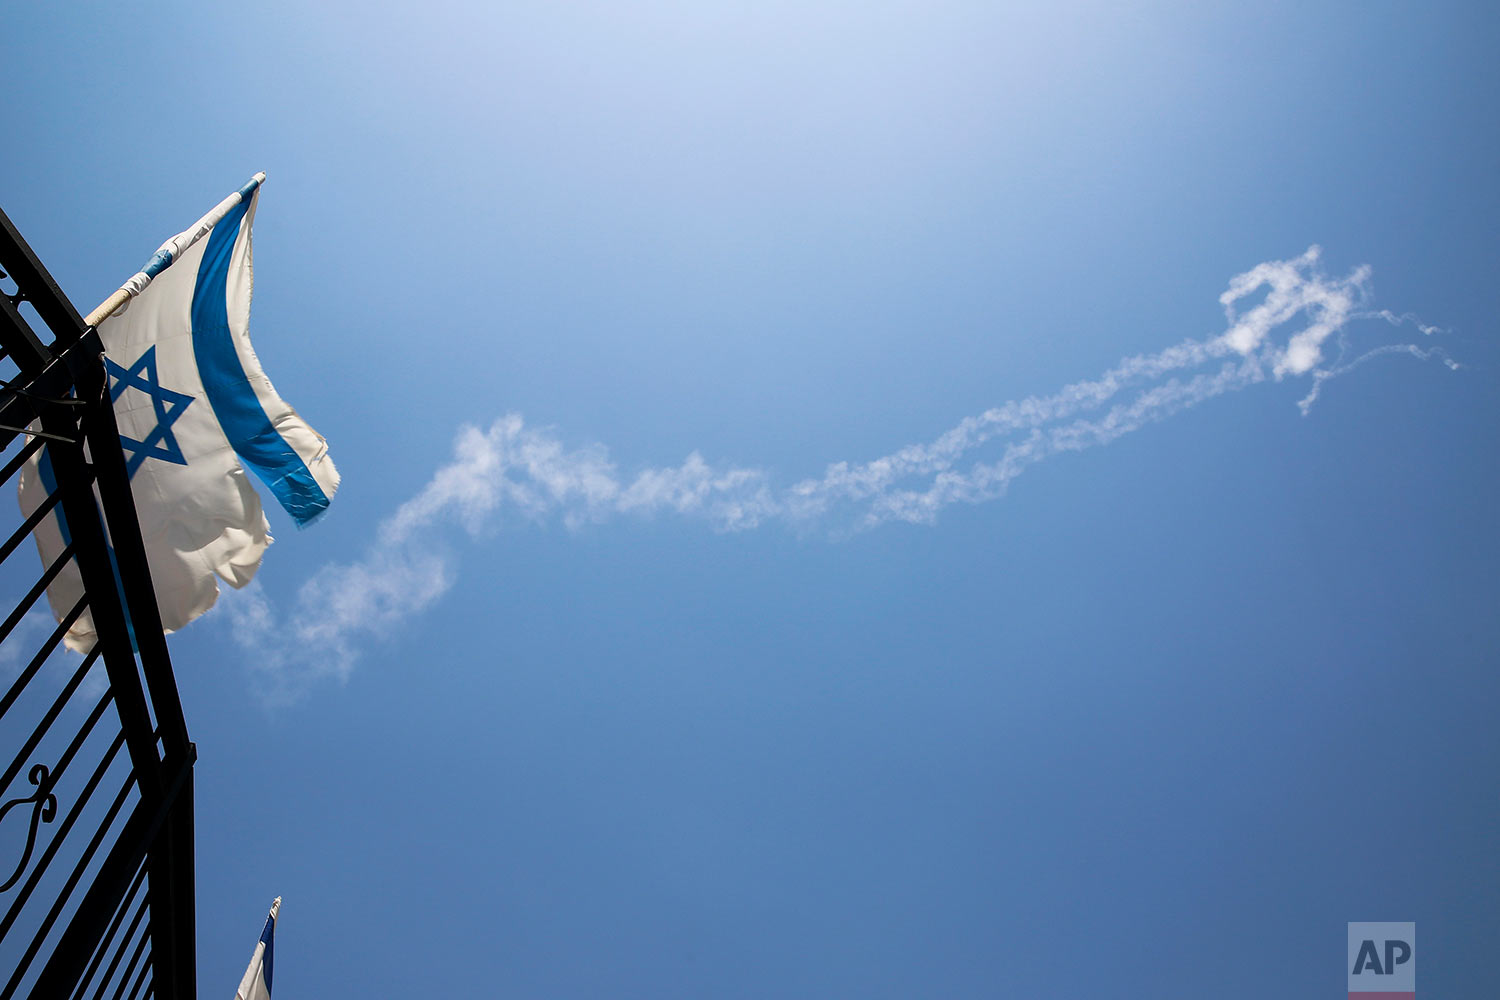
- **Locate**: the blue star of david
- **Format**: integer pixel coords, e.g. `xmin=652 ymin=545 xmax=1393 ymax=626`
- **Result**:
xmin=105 ymin=346 xmax=194 ymax=479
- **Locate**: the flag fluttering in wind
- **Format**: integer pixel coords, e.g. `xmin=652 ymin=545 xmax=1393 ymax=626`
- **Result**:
xmin=234 ymin=896 xmax=280 ymax=1000
xmin=17 ymin=173 xmax=339 ymax=651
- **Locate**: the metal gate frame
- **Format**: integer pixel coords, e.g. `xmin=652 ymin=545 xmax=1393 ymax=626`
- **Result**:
xmin=0 ymin=206 xmax=195 ymax=1000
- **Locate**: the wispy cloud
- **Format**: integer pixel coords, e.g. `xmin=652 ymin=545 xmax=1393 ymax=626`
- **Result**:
xmin=228 ymin=247 xmax=1452 ymax=703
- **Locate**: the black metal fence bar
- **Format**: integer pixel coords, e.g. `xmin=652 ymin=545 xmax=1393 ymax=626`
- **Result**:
xmin=0 ymin=438 xmax=44 ymax=492
xmin=73 ymin=864 xmax=147 ymax=1000
xmin=0 ymin=542 xmax=77 ymax=647
xmin=124 ymin=965 xmax=149 ymax=1000
xmin=107 ymin=924 xmax=148 ymax=1000
xmin=2 ymin=647 xmax=104 ymax=798
xmin=0 ymin=492 xmax=62 ymax=566
xmin=0 ymin=593 xmax=88 ymax=722
xmin=0 ymin=295 xmax=50 ymax=376
xmin=39 ymin=386 xmax=162 ymax=789
xmin=0 ymin=207 xmax=90 ymax=360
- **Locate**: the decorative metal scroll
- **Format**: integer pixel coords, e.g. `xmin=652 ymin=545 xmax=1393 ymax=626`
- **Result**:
xmin=0 ymin=763 xmax=57 ymax=891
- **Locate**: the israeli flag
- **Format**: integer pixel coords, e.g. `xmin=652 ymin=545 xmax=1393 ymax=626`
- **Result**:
xmin=235 ymin=897 xmax=280 ymax=1000
xmin=18 ymin=174 xmax=338 ymax=651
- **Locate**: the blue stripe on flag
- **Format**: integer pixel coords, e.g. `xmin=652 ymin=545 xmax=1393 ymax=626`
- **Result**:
xmin=190 ymin=197 xmax=331 ymax=525
xmin=259 ymin=911 xmax=275 ymax=994
xmin=37 ymin=450 xmax=139 ymax=652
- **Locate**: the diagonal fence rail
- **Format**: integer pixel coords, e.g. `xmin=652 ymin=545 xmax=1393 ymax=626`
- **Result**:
xmin=0 ymin=207 xmax=195 ymax=1000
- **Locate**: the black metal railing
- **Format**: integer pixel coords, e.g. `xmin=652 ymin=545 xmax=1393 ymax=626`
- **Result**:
xmin=0 ymin=207 xmax=195 ymax=1000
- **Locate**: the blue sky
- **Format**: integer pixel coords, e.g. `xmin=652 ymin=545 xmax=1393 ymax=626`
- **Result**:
xmin=3 ymin=2 xmax=1498 ymax=996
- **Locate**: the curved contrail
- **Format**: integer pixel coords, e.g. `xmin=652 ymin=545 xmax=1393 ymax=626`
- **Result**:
xmin=226 ymin=247 xmax=1453 ymax=703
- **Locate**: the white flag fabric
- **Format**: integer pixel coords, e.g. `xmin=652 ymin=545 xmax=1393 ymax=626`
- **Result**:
xmin=17 ymin=175 xmax=338 ymax=652
xmin=235 ymin=897 xmax=280 ymax=1000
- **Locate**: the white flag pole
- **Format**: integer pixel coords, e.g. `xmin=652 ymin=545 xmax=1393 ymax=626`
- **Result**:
xmin=84 ymin=172 xmax=265 ymax=327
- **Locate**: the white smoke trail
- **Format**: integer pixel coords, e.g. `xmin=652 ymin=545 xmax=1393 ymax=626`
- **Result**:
xmin=227 ymin=247 xmax=1451 ymax=703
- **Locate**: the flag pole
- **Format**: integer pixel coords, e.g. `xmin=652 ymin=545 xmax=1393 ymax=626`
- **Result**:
xmin=84 ymin=172 xmax=266 ymax=327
